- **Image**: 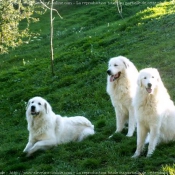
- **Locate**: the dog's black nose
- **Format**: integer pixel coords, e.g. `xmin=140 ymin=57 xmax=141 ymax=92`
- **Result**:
xmin=148 ymin=83 xmax=152 ymax=88
xmin=107 ymin=70 xmax=111 ymax=75
xmin=31 ymin=105 xmax=35 ymax=112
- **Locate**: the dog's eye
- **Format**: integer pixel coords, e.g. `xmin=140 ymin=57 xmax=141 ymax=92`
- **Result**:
xmin=114 ymin=64 xmax=118 ymax=67
xmin=152 ymin=76 xmax=154 ymax=78
xmin=32 ymin=101 xmax=34 ymax=103
xmin=38 ymin=102 xmax=41 ymax=105
xmin=144 ymin=77 xmax=147 ymax=79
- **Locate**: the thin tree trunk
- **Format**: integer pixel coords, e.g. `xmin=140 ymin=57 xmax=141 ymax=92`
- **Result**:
xmin=40 ymin=0 xmax=62 ymax=76
xmin=116 ymin=0 xmax=123 ymax=19
xmin=50 ymin=0 xmax=54 ymax=76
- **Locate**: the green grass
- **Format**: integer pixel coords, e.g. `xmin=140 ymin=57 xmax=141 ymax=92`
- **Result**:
xmin=1 ymin=0 xmax=175 ymax=174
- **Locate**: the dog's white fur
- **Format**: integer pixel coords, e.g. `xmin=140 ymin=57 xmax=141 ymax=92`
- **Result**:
xmin=132 ymin=68 xmax=175 ymax=158
xmin=106 ymin=56 xmax=138 ymax=137
xmin=23 ymin=96 xmax=94 ymax=156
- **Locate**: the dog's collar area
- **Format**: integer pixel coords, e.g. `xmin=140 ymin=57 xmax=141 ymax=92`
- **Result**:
xmin=110 ymin=72 xmax=121 ymax=82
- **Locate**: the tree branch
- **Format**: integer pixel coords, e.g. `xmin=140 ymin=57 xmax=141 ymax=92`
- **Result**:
xmin=40 ymin=0 xmax=63 ymax=19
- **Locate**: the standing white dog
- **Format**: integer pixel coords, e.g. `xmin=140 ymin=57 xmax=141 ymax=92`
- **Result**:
xmin=106 ymin=56 xmax=138 ymax=137
xmin=23 ymin=97 xmax=95 ymax=156
xmin=132 ymin=68 xmax=175 ymax=158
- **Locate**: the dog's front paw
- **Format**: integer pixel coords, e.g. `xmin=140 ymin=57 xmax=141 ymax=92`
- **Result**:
xmin=146 ymin=153 xmax=152 ymax=158
xmin=26 ymin=153 xmax=32 ymax=157
xmin=108 ymin=133 xmax=117 ymax=139
xmin=131 ymin=152 xmax=140 ymax=158
xmin=24 ymin=150 xmax=34 ymax=157
xmin=23 ymin=147 xmax=33 ymax=157
xmin=23 ymin=149 xmax=28 ymax=153
xmin=22 ymin=150 xmax=31 ymax=157
xmin=109 ymin=130 xmax=121 ymax=139
xmin=108 ymin=134 xmax=113 ymax=139
xmin=126 ymin=133 xmax=133 ymax=137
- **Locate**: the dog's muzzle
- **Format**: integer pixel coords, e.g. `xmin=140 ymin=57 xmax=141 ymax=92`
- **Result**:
xmin=31 ymin=105 xmax=39 ymax=116
xmin=107 ymin=70 xmax=112 ymax=75
xmin=107 ymin=70 xmax=121 ymax=82
xmin=146 ymin=83 xmax=152 ymax=93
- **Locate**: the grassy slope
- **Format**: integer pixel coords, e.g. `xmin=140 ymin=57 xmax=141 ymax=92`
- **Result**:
xmin=1 ymin=0 xmax=175 ymax=174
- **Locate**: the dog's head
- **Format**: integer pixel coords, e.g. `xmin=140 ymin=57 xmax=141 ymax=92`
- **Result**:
xmin=137 ymin=68 xmax=161 ymax=94
xmin=107 ymin=56 xmax=130 ymax=82
xmin=26 ymin=97 xmax=51 ymax=117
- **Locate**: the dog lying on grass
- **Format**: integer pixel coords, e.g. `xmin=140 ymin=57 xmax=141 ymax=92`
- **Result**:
xmin=23 ymin=96 xmax=95 ymax=156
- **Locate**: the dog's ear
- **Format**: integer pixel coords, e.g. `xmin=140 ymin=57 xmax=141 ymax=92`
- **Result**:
xmin=152 ymin=68 xmax=160 ymax=83
xmin=137 ymin=78 xmax=142 ymax=87
xmin=156 ymin=69 xmax=161 ymax=82
xmin=123 ymin=61 xmax=129 ymax=69
xmin=44 ymin=102 xmax=48 ymax=114
xmin=44 ymin=102 xmax=52 ymax=114
xmin=157 ymin=75 xmax=160 ymax=83
xmin=26 ymin=101 xmax=30 ymax=110
xmin=137 ymin=75 xmax=142 ymax=87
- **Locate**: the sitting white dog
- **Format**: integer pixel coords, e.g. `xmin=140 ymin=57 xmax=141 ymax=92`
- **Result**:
xmin=107 ymin=56 xmax=138 ymax=137
xmin=23 ymin=96 xmax=95 ymax=156
xmin=132 ymin=68 xmax=175 ymax=158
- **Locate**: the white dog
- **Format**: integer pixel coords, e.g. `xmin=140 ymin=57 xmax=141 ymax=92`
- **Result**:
xmin=132 ymin=68 xmax=175 ymax=158
xmin=106 ymin=56 xmax=138 ymax=137
xmin=23 ymin=96 xmax=95 ymax=156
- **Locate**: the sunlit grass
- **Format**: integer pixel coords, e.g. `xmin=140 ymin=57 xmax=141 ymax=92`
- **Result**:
xmin=140 ymin=1 xmax=175 ymax=20
xmin=163 ymin=164 xmax=175 ymax=175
